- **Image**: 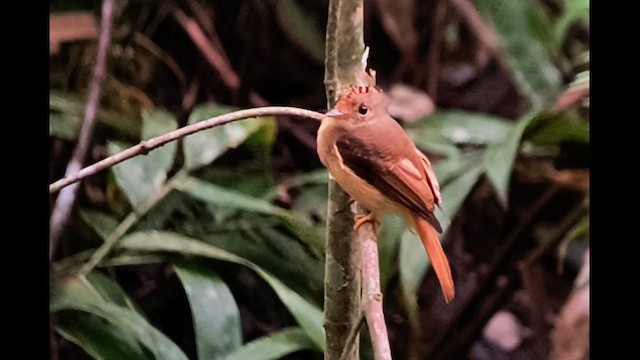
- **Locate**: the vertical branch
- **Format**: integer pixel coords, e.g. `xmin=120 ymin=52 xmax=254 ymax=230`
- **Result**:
xmin=323 ymin=1 xmax=365 ymax=359
xmin=360 ymin=215 xmax=392 ymax=360
xmin=49 ymin=0 xmax=116 ymax=260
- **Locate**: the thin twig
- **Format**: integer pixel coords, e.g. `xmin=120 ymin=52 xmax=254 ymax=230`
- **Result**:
xmin=339 ymin=313 xmax=366 ymax=360
xmin=426 ymin=0 xmax=447 ymax=100
xmin=49 ymin=107 xmax=324 ymax=194
xmin=359 ymin=210 xmax=392 ymax=360
xmin=172 ymin=7 xmax=240 ymax=89
xmin=50 ymin=0 xmax=116 ymax=260
xmin=79 ymin=171 xmax=183 ymax=275
xmin=173 ymin=7 xmax=318 ymax=150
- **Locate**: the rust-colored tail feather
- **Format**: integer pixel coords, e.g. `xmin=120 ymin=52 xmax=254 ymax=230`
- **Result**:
xmin=412 ymin=215 xmax=455 ymax=303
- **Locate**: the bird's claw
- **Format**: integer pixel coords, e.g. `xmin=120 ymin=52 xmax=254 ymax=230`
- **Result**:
xmin=353 ymin=213 xmax=380 ymax=231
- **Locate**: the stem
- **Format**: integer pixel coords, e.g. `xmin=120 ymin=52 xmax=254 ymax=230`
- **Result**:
xmin=323 ymin=0 xmax=366 ymax=359
xmin=49 ymin=107 xmax=324 ymax=194
xmin=359 ymin=215 xmax=392 ymax=360
xmin=49 ymin=0 xmax=116 ymax=260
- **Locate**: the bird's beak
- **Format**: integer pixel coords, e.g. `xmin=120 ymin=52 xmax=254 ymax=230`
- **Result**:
xmin=326 ymin=108 xmax=344 ymax=117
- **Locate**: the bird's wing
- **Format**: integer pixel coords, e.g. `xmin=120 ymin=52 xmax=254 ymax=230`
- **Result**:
xmin=335 ymin=131 xmax=442 ymax=233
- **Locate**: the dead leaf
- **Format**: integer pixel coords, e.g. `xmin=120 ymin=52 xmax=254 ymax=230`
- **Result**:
xmin=387 ymin=84 xmax=435 ymax=122
xmin=50 ymin=12 xmax=98 ymax=54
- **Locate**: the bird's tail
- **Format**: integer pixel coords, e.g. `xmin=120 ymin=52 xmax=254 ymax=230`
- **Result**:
xmin=412 ymin=215 xmax=455 ymax=303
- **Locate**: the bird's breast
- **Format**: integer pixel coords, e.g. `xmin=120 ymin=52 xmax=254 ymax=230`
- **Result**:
xmin=317 ymin=120 xmax=403 ymax=216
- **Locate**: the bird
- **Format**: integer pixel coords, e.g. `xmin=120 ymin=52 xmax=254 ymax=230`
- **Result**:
xmin=316 ymin=85 xmax=455 ymax=303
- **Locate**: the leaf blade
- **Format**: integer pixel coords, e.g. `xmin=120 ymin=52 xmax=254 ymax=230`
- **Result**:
xmin=223 ymin=327 xmax=316 ymax=360
xmin=174 ymin=263 xmax=242 ymax=359
xmin=117 ymin=231 xmax=326 ymax=350
xmin=51 ymin=274 xmax=188 ymax=360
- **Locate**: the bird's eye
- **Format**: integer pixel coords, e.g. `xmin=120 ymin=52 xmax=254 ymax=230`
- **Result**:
xmin=358 ymin=104 xmax=368 ymax=115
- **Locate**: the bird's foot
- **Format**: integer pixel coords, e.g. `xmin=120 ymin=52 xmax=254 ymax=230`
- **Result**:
xmin=354 ymin=212 xmax=380 ymax=232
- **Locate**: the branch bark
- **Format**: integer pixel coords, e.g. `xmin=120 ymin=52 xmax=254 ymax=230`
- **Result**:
xmin=323 ymin=1 xmax=366 ymax=359
xmin=50 ymin=0 xmax=116 ymax=260
xmin=359 ymin=213 xmax=392 ymax=360
xmin=49 ymin=107 xmax=324 ymax=194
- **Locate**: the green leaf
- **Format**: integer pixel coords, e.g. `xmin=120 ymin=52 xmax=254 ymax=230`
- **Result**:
xmin=527 ymin=114 xmax=589 ymax=145
xmin=56 ymin=311 xmax=151 ymax=360
xmin=275 ymin=0 xmax=325 ymax=63
xmin=51 ymin=273 xmax=188 ymax=360
xmin=291 ymin=184 xmax=328 ymax=224
xmin=441 ymin=163 xmax=484 ymax=220
xmin=174 ymin=175 xmax=291 ymax=218
xmin=80 ymin=210 xmax=119 ymax=241
xmin=283 ymin=169 xmax=329 ymax=188
xmin=174 ymin=175 xmax=325 ymax=256
xmin=174 ymin=263 xmax=242 ymax=359
xmin=197 ymin=168 xmax=277 ymax=223
xmin=377 ymin=215 xmax=405 ymax=291
xmin=434 ymin=152 xmax=484 ymax=186
xmin=223 ymin=327 xmax=316 ymax=360
xmin=109 ymin=109 xmax=177 ymax=208
xmin=183 ymin=103 xmax=269 ymax=170
xmin=409 ymin=110 xmax=515 ymax=146
xmin=117 ymin=231 xmax=325 ymax=350
xmin=50 ymin=112 xmax=82 ymax=140
xmin=554 ymin=0 xmax=589 ymax=47
xmin=85 ymin=272 xmax=137 ymax=311
xmin=473 ymin=0 xmax=562 ymax=108
xmin=49 ymin=90 xmax=141 ymax=139
xmin=399 ymin=230 xmax=429 ymax=305
xmin=483 ymin=114 xmax=535 ymax=207
xmin=243 ymin=115 xmax=278 ymax=148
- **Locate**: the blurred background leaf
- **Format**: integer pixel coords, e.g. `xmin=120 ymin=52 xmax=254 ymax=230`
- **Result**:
xmin=174 ymin=263 xmax=242 ymax=359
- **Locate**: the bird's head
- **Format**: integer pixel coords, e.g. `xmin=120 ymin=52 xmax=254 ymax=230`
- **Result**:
xmin=325 ymin=86 xmax=388 ymax=125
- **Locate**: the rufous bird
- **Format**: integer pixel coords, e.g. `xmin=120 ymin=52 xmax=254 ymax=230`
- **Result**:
xmin=317 ymin=85 xmax=455 ymax=303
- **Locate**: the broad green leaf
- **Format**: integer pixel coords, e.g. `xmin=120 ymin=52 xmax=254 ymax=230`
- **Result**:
xmin=50 ymin=112 xmax=82 ymax=140
xmin=291 ymin=184 xmax=328 ymax=223
xmin=49 ymin=90 xmax=141 ymax=139
xmin=433 ymin=152 xmax=484 ymax=186
xmin=183 ymin=103 xmax=268 ymax=170
xmin=174 ymin=263 xmax=242 ymax=359
xmin=117 ymin=231 xmax=326 ymax=350
xmin=409 ymin=110 xmax=515 ymax=146
xmin=243 ymin=115 xmax=278 ymax=148
xmin=399 ymin=229 xmax=429 ymax=306
xmin=483 ymin=114 xmax=535 ymax=207
xmin=554 ymin=0 xmax=589 ymax=47
xmin=51 ymin=273 xmax=188 ymax=360
xmin=174 ymin=175 xmax=325 ymax=255
xmin=109 ymin=109 xmax=177 ymax=208
xmin=440 ymin=164 xmax=484 ymax=223
xmin=527 ymin=114 xmax=589 ymax=145
xmin=80 ymin=210 xmax=119 ymax=240
xmin=377 ymin=215 xmax=405 ymax=291
xmin=174 ymin=176 xmax=290 ymax=218
xmin=188 ymin=227 xmax=323 ymax=304
xmin=56 ymin=311 xmax=151 ymax=360
xmin=283 ymin=169 xmax=329 ymax=188
xmin=223 ymin=327 xmax=316 ymax=360
xmin=85 ymin=272 xmax=137 ymax=311
xmin=275 ymin=0 xmax=325 ymax=63
xmin=473 ymin=0 xmax=562 ymax=108
xmin=197 ymin=168 xmax=277 ymax=223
